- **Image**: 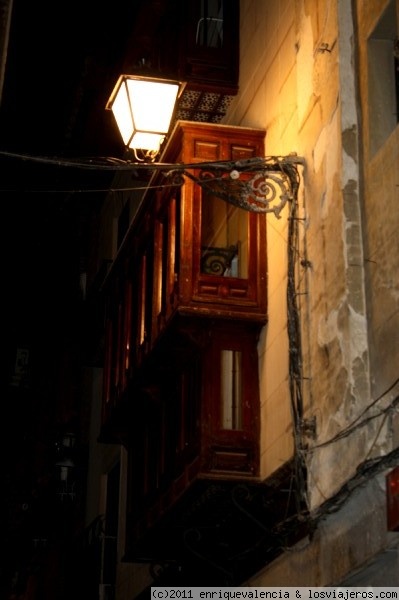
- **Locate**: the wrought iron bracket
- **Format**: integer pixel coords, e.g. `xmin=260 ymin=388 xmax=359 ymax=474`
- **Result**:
xmin=164 ymin=155 xmax=305 ymax=216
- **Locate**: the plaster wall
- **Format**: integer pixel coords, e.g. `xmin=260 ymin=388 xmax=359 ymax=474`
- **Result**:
xmin=245 ymin=471 xmax=399 ymax=586
xmin=225 ymin=0 xmax=398 ymax=511
xmin=355 ymin=0 xmax=399 ymax=408
xmin=222 ymin=0 xmax=399 ymax=586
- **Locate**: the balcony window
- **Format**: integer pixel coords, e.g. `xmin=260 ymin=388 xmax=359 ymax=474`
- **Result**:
xmin=196 ymin=0 xmax=223 ymax=48
xmin=221 ymin=349 xmax=242 ymax=429
xmin=201 ymin=191 xmax=248 ymax=278
xmin=367 ymin=0 xmax=398 ymax=155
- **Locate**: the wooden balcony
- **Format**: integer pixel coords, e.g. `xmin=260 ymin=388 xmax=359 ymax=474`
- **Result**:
xmin=98 ymin=122 xmax=273 ymax=569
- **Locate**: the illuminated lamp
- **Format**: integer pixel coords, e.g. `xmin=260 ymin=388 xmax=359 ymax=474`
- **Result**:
xmin=106 ymin=74 xmax=185 ymax=161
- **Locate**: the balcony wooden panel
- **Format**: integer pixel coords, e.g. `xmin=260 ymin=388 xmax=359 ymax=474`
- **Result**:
xmin=193 ymin=140 xmax=220 ymax=160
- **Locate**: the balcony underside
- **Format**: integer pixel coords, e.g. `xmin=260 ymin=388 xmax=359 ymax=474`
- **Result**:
xmin=124 ymin=460 xmax=309 ymax=586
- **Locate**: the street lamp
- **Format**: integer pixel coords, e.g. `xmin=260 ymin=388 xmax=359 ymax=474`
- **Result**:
xmin=104 ymin=74 xmax=304 ymax=215
xmin=106 ymin=74 xmax=185 ymax=161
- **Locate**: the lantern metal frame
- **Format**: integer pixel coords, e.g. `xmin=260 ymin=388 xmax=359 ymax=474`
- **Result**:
xmin=105 ymin=74 xmax=186 ymax=161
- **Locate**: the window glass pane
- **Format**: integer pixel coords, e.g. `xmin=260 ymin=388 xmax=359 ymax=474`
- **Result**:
xmin=367 ymin=0 xmax=398 ymax=155
xmin=201 ymin=192 xmax=248 ymax=278
xmin=197 ymin=0 xmax=223 ymax=47
xmin=221 ymin=350 xmax=242 ymax=429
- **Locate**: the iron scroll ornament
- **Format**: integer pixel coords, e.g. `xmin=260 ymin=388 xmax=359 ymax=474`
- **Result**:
xmin=164 ymin=155 xmax=304 ymax=217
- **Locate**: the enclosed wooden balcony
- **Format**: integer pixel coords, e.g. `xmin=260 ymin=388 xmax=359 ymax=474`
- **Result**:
xmin=99 ymin=122 xmax=273 ymax=564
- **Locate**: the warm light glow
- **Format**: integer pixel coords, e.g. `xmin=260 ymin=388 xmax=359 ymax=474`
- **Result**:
xmin=106 ymin=75 xmax=184 ymax=154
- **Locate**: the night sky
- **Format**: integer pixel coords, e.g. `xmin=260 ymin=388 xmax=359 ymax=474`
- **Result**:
xmin=1 ymin=0 xmax=134 ymax=341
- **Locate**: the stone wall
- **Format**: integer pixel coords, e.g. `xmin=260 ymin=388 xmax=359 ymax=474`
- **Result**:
xmin=225 ymin=0 xmax=399 ymax=586
xmin=225 ymin=0 xmax=398 ymax=511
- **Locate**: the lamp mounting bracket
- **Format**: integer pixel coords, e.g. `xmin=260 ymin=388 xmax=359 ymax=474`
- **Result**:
xmin=164 ymin=155 xmax=304 ymax=216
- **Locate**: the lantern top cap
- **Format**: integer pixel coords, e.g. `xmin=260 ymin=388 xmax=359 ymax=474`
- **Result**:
xmin=106 ymin=74 xmax=186 ymax=110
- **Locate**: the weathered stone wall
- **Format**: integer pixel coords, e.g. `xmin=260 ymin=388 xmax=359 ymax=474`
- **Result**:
xmin=223 ymin=0 xmax=399 ymax=586
xmin=244 ymin=471 xmax=399 ymax=586
xmin=355 ymin=0 xmax=399 ymax=422
xmin=225 ymin=0 xmax=398 ymax=512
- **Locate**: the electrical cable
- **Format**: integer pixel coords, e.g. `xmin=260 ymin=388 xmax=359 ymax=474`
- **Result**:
xmin=306 ymin=380 xmax=399 ymax=451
